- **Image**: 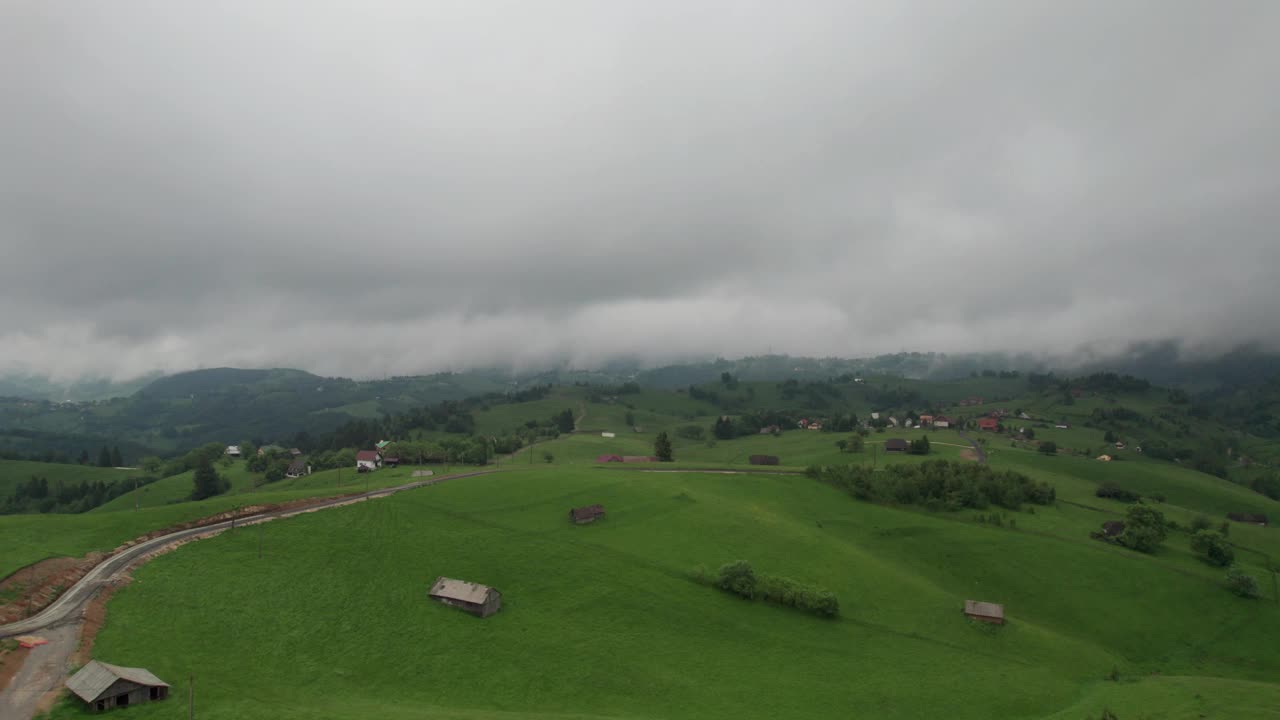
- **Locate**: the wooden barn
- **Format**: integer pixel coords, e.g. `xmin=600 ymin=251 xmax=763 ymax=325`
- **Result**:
xmin=569 ymin=504 xmax=606 ymax=524
xmin=1227 ymin=512 xmax=1268 ymax=526
xmin=66 ymin=660 xmax=169 ymax=713
xmin=429 ymin=576 xmax=503 ymax=618
xmin=884 ymin=438 xmax=909 ymax=453
xmin=749 ymin=454 xmax=780 ymax=466
xmin=596 ymin=454 xmax=623 ymax=463
xmin=963 ymin=600 xmax=1005 ymax=625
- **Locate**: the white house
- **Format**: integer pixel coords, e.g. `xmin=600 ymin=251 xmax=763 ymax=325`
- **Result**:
xmin=601 ymin=432 xmax=616 ymax=438
xmin=888 ymin=417 xmax=900 ymax=427
xmin=225 ymin=445 xmax=241 ymax=457
xmin=934 ymin=417 xmax=951 ymax=428
xmin=870 ymin=412 xmax=880 ymax=420
xmin=356 ymin=450 xmax=382 ymax=471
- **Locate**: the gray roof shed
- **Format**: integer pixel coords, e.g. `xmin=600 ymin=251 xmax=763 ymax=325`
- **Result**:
xmin=66 ymin=660 xmax=169 ymax=703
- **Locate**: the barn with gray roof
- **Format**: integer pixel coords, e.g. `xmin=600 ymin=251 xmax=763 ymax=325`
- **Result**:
xmin=66 ymin=660 xmax=169 ymax=712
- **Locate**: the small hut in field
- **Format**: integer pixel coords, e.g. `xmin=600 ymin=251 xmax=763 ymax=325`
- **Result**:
xmin=749 ymin=454 xmax=780 ymax=466
xmin=963 ymin=600 xmax=1005 ymax=625
xmin=596 ymin=454 xmax=623 ymax=463
xmin=1227 ymin=512 xmax=1268 ymax=526
xmin=569 ymin=504 xmax=606 ymax=524
xmin=66 ymin=660 xmax=170 ymax=712
xmin=428 ymin=577 xmax=503 ymax=618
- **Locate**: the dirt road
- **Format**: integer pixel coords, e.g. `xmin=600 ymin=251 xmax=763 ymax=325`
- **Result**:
xmin=956 ymin=430 xmax=989 ymax=464
xmin=0 ymin=468 xmax=495 ymax=720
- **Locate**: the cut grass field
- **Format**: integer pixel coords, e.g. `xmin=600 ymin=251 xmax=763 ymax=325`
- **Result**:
xmin=42 ymin=462 xmax=1280 ymax=719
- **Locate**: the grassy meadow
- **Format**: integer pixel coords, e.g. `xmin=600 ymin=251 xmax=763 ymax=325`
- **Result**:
xmin=39 ymin=458 xmax=1280 ymax=719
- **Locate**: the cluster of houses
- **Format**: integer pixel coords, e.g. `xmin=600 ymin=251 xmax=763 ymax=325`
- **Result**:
xmin=224 ymin=444 xmax=311 ymax=478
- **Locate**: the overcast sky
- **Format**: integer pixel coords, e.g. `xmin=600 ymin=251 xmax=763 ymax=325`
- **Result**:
xmin=2 ymin=1 xmax=1278 ymax=380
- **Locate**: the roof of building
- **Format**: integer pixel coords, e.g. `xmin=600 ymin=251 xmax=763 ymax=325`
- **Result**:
xmin=570 ymin=504 xmax=606 ymax=521
xmin=286 ymin=458 xmax=307 ymax=475
xmin=376 ymin=440 xmax=392 ymax=449
xmin=355 ymin=450 xmax=380 ymax=461
xmin=596 ymin=454 xmax=623 ymax=463
xmin=963 ymin=600 xmax=1004 ymax=620
xmin=884 ymin=438 xmax=909 ymax=450
xmin=66 ymin=660 xmax=169 ymax=703
xmin=429 ymin=577 xmax=496 ymax=605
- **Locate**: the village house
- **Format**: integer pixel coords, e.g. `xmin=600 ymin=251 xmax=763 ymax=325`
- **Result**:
xmin=1096 ymin=454 xmax=1113 ymax=462
xmin=356 ymin=450 xmax=382 ymax=472
xmin=569 ymin=504 xmax=606 ymax=524
xmin=888 ymin=417 xmax=900 ymax=427
xmin=807 ymin=422 xmax=823 ymax=431
xmin=66 ymin=660 xmax=170 ymax=713
xmin=884 ymin=438 xmax=909 ymax=453
xmin=601 ymin=431 xmax=616 ymax=438
xmin=749 ymin=454 xmax=780 ymax=466
xmin=933 ymin=416 xmax=951 ymax=429
xmin=224 ymin=445 xmax=241 ymax=457
xmin=963 ymin=600 xmax=1005 ymax=625
xmin=285 ymin=458 xmax=310 ymax=478
xmin=918 ymin=415 xmax=934 ymax=426
xmin=289 ymin=448 xmax=302 ymax=457
xmin=429 ymin=576 xmax=502 ymax=618
xmin=977 ymin=417 xmax=999 ymax=431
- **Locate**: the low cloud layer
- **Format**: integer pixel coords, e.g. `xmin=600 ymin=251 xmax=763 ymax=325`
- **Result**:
xmin=3 ymin=1 xmax=1278 ymax=380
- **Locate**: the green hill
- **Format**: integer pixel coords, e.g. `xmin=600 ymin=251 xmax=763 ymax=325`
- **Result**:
xmin=43 ymin=463 xmax=1280 ymax=719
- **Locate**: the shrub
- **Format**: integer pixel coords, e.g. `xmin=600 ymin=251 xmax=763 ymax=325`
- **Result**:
xmin=1226 ymin=566 xmax=1260 ymax=599
xmin=1039 ymin=441 xmax=1058 ymax=455
xmin=809 ymin=460 xmax=1054 ymax=511
xmin=715 ymin=561 xmax=757 ymax=599
xmin=1118 ymin=504 xmax=1167 ymax=553
xmin=1096 ymin=482 xmax=1141 ymax=503
xmin=1189 ymin=514 xmax=1212 ymax=532
xmin=1190 ymin=530 xmax=1234 ymax=567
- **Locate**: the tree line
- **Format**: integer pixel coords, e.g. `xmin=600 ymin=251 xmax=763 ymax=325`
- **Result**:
xmin=806 ymin=460 xmax=1056 ymax=511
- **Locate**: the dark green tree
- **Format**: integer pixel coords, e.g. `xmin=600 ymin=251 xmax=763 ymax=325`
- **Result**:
xmin=654 ymin=431 xmax=674 ymax=462
xmin=191 ymin=457 xmax=228 ymax=501
xmin=1226 ymin=566 xmax=1260 ymax=598
xmin=910 ymin=435 xmax=931 ymax=455
xmin=1190 ymin=530 xmax=1234 ymax=566
xmin=97 ymin=446 xmax=112 ymax=468
xmin=715 ymin=560 xmax=757 ymax=599
xmin=1039 ymin=441 xmax=1058 ymax=455
xmin=110 ymin=446 xmax=123 ymax=467
xmin=1119 ymin=504 xmax=1167 ymax=553
xmin=554 ymin=409 xmax=576 ymax=434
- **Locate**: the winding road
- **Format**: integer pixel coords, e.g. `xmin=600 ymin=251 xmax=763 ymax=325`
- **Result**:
xmin=0 ymin=468 xmax=496 ymax=719
xmin=955 ymin=430 xmax=989 ymax=464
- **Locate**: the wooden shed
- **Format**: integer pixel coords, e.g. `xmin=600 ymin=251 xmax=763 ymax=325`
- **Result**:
xmin=569 ymin=504 xmax=606 ymax=524
xmin=596 ymin=454 xmax=623 ymax=463
xmin=884 ymin=438 xmax=909 ymax=453
xmin=66 ymin=660 xmax=169 ymax=712
xmin=1227 ymin=512 xmax=1268 ymax=526
xmin=429 ymin=576 xmax=502 ymax=618
xmin=963 ymin=600 xmax=1005 ymax=625
xmin=749 ymin=454 xmax=780 ymax=466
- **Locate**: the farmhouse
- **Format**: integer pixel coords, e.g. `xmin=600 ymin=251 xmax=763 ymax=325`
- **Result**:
xmin=977 ymin=417 xmax=999 ymax=431
xmin=285 ymin=458 xmax=309 ymax=478
xmin=884 ymin=438 xmax=909 ymax=453
xmin=749 ymin=454 xmax=780 ymax=466
xmin=963 ymin=600 xmax=1005 ymax=625
xmin=1096 ymin=454 xmax=1113 ymax=462
xmin=569 ymin=504 xmax=606 ymax=524
xmin=918 ymin=415 xmax=934 ymax=426
xmin=356 ymin=450 xmax=382 ymax=472
xmin=933 ymin=416 xmax=951 ymax=428
xmin=66 ymin=660 xmax=169 ymax=713
xmin=1227 ymin=513 xmax=1268 ymax=526
xmin=596 ymin=454 xmax=623 ymax=463
xmin=601 ymin=431 xmax=616 ymax=438
xmin=428 ymin=576 xmax=502 ymax=618
xmin=224 ymin=445 xmax=241 ymax=457
xmin=807 ymin=422 xmax=823 ymax=431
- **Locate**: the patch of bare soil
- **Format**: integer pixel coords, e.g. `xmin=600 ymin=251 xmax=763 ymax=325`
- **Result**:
xmin=0 ymin=554 xmax=105 ymax=625
xmin=960 ymin=449 xmax=979 ymax=462
xmin=0 ymin=640 xmax=22 ymax=694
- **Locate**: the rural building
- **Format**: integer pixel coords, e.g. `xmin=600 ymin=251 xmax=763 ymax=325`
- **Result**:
xmin=428 ymin=576 xmax=502 ymax=618
xmin=1101 ymin=520 xmax=1125 ymax=538
xmin=870 ymin=412 xmax=880 ymax=420
xmin=622 ymin=455 xmax=658 ymax=463
xmin=384 ymin=455 xmax=401 ymax=467
xmin=749 ymin=454 xmax=780 ymax=465
xmin=596 ymin=454 xmax=623 ymax=463
xmin=933 ymin=416 xmax=951 ymax=428
xmin=224 ymin=445 xmax=241 ymax=457
xmin=1096 ymin=454 xmax=1113 ymax=462
xmin=1055 ymin=424 xmax=1070 ymax=429
xmin=977 ymin=418 xmax=999 ymax=431
xmin=1227 ymin=513 xmax=1268 ymax=526
xmin=66 ymin=660 xmax=169 ymax=713
xmin=601 ymin=431 xmax=616 ymax=438
xmin=285 ymin=458 xmax=309 ymax=478
xmin=807 ymin=422 xmax=823 ymax=431
xmin=888 ymin=417 xmax=900 ymax=427
xmin=884 ymin=439 xmax=909 ymax=453
xmin=759 ymin=425 xmax=781 ymax=434
xmin=258 ymin=444 xmax=285 ymax=456
xmin=963 ymin=600 xmax=1005 ymax=625
xmin=376 ymin=440 xmax=393 ymax=451
xmin=356 ymin=450 xmax=382 ymax=472
xmin=289 ymin=448 xmax=302 ymax=457
xmin=569 ymin=504 xmax=606 ymax=524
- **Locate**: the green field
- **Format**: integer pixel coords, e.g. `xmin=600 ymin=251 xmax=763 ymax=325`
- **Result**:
xmin=0 ymin=459 xmax=139 ymax=498
xmin=39 ymin=459 xmax=1280 ymax=719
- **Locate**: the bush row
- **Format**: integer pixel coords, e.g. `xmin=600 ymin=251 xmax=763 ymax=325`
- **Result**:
xmin=806 ymin=460 xmax=1055 ymax=511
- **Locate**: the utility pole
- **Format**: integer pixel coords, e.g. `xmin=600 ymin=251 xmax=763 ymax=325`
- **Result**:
xmin=189 ymin=674 xmax=194 ymax=720
xmin=257 ymin=522 xmax=263 ymax=559
xmin=134 ymin=476 xmax=139 ymax=512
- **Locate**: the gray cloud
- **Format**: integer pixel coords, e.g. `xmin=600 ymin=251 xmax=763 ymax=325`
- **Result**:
xmin=2 ymin=1 xmax=1278 ymax=380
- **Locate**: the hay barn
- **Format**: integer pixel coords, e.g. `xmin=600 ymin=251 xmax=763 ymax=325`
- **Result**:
xmin=429 ymin=576 xmax=503 ymax=618
xmin=963 ymin=600 xmax=1005 ymax=625
xmin=884 ymin=439 xmax=909 ymax=453
xmin=749 ymin=454 xmax=780 ymax=465
xmin=66 ymin=660 xmax=170 ymax=712
xmin=1227 ymin=512 xmax=1268 ymax=526
xmin=569 ymin=504 xmax=606 ymax=524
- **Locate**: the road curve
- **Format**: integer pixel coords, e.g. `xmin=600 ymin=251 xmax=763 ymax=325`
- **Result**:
xmin=0 ymin=469 xmax=496 ymax=639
